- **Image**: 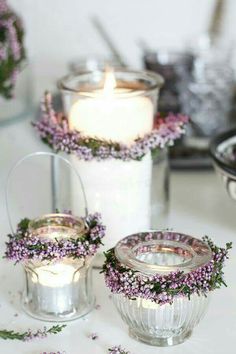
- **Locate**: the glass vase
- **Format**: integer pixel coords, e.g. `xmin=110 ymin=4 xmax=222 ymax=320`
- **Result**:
xmin=111 ymin=231 xmax=212 ymax=346
xmin=58 ymin=69 xmax=167 ymax=254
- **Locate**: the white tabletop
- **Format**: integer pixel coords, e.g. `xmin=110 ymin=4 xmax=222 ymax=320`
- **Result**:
xmin=0 ymin=117 xmax=235 ymax=354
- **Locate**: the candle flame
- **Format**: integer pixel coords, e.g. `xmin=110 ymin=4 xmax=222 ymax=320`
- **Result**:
xmin=103 ymin=68 xmax=116 ymax=96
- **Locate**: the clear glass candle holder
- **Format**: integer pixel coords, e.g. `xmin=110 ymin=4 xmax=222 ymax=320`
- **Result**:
xmin=58 ymin=69 xmax=166 ymax=254
xmin=111 ymin=231 xmax=212 ymax=346
xmin=22 ymin=213 xmax=95 ymax=322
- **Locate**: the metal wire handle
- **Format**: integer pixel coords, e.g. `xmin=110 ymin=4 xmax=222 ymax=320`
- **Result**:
xmin=5 ymin=151 xmax=88 ymax=234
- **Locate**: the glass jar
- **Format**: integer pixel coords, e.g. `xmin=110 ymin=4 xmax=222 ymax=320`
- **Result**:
xmin=22 ymin=213 xmax=95 ymax=321
xmin=111 ymin=231 xmax=212 ymax=346
xmin=179 ymin=63 xmax=234 ymax=137
xmin=143 ymin=50 xmax=194 ymax=113
xmin=58 ymin=69 xmax=167 ymax=253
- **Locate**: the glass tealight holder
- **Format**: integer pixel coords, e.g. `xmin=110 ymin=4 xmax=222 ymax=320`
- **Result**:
xmin=22 ymin=213 xmax=94 ymax=321
xmin=110 ymin=231 xmax=212 ymax=346
xmin=5 ymin=152 xmax=101 ymax=322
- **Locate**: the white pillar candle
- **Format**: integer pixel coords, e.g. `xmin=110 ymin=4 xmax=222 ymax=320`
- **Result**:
xmin=30 ymin=263 xmax=80 ymax=315
xmin=69 ymin=71 xmax=154 ymax=250
xmin=71 ymin=153 xmax=152 ymax=249
xmin=69 ymin=71 xmax=154 ymax=144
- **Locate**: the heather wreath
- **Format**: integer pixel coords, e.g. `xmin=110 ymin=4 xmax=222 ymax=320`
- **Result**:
xmin=33 ymin=92 xmax=189 ymax=162
xmin=5 ymin=213 xmax=105 ymax=263
xmin=103 ymin=233 xmax=232 ymax=306
xmin=0 ymin=0 xmax=25 ymax=98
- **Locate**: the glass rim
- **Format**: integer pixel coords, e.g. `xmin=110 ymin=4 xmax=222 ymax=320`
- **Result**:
xmin=58 ymin=69 xmax=164 ymax=98
xmin=144 ymin=49 xmax=193 ymax=64
xmin=28 ymin=213 xmax=87 ymax=238
xmin=114 ymin=231 xmax=212 ymax=276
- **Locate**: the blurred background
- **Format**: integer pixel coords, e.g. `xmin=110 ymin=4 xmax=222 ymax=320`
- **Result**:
xmin=7 ymin=0 xmax=236 ymax=101
xmin=4 ymin=0 xmax=236 ymax=170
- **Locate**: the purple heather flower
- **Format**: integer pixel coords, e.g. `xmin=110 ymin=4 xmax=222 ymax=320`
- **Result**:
xmin=0 ymin=0 xmax=25 ymax=98
xmin=88 ymin=332 xmax=98 ymax=340
xmin=23 ymin=327 xmax=48 ymax=342
xmin=0 ymin=0 xmax=8 ymax=13
xmin=108 ymin=346 xmax=130 ymax=354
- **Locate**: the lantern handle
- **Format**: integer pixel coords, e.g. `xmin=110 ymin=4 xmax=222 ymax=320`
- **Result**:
xmin=5 ymin=151 xmax=88 ymax=234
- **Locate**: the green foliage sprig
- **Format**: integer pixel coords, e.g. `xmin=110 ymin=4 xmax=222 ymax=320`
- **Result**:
xmin=0 ymin=324 xmax=66 ymax=341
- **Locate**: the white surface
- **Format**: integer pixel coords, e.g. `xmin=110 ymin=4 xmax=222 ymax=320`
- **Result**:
xmin=0 ymin=118 xmax=236 ymax=354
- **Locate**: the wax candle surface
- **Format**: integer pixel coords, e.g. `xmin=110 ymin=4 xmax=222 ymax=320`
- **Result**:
xmin=32 ymin=263 xmax=78 ymax=287
xmin=69 ymin=72 xmax=154 ymax=143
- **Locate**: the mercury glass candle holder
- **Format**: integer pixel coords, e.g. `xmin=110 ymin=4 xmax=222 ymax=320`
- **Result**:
xmin=178 ymin=64 xmax=234 ymax=137
xmin=22 ymin=213 xmax=95 ymax=322
xmin=108 ymin=231 xmax=212 ymax=346
xmin=58 ymin=69 xmax=165 ymax=253
xmin=143 ymin=50 xmax=194 ymax=113
xmin=210 ymin=129 xmax=236 ymax=200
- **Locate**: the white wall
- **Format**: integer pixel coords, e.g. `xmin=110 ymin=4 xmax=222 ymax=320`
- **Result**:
xmin=8 ymin=0 xmax=236 ymax=100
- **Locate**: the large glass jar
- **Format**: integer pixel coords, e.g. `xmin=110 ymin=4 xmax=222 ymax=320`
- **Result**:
xmin=111 ymin=231 xmax=212 ymax=346
xmin=58 ymin=69 xmax=166 ymax=253
xmin=23 ymin=213 xmax=95 ymax=322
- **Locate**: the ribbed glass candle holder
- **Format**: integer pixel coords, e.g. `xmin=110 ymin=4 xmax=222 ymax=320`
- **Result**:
xmin=110 ymin=231 xmax=212 ymax=346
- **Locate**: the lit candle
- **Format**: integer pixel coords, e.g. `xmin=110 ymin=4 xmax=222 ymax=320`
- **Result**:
xmin=23 ymin=214 xmax=93 ymax=320
xmin=69 ymin=71 xmax=154 ymax=143
xmin=66 ymin=70 xmax=158 ymax=252
xmin=29 ymin=262 xmax=82 ymax=315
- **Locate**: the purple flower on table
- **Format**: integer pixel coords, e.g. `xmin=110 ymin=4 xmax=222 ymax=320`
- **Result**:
xmin=108 ymin=345 xmax=130 ymax=354
xmin=88 ymin=332 xmax=98 ymax=340
xmin=23 ymin=327 xmax=48 ymax=341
